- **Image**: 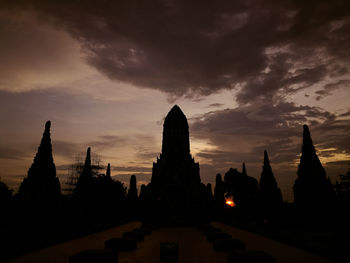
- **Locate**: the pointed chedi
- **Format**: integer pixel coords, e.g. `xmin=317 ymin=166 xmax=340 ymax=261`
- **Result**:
xmin=242 ymin=162 xmax=247 ymax=176
xmin=81 ymin=147 xmax=92 ymax=178
xmin=293 ymin=125 xmax=334 ymax=209
xmin=127 ymin=174 xmax=138 ymax=201
xmin=73 ymin=147 xmax=93 ymax=202
xmin=297 ymin=125 xmax=326 ymax=180
xmin=106 ymin=163 xmax=111 ymax=179
xmin=258 ymin=150 xmax=283 ymax=210
xmin=18 ymin=120 xmax=61 ymax=208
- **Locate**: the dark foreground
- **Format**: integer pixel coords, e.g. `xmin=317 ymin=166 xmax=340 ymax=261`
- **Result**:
xmin=4 ymin=221 xmax=335 ymax=263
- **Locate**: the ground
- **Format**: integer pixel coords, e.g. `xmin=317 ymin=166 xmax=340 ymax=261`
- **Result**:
xmin=5 ymin=221 xmax=335 ymax=263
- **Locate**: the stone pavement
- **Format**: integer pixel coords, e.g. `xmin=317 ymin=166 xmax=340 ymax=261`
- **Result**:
xmin=5 ymin=221 xmax=335 ymax=263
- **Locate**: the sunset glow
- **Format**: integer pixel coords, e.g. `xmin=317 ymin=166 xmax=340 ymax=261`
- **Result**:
xmin=0 ymin=1 xmax=349 ymax=204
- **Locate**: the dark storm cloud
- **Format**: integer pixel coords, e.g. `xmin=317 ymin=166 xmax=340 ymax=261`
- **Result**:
xmin=339 ymin=110 xmax=350 ymax=117
xmin=208 ymin=103 xmax=224 ymax=108
xmin=315 ymin=79 xmax=350 ymax=100
xmin=191 ymin=101 xmax=350 ymax=167
xmin=3 ymin=0 xmax=349 ymax=101
xmin=191 ymin=101 xmax=350 ymax=200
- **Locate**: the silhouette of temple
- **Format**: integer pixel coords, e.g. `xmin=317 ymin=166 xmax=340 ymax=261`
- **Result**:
xmin=127 ymin=174 xmax=138 ymax=202
xmin=18 ymin=121 xmax=61 ymax=209
xmin=214 ymin=173 xmax=225 ymax=208
xmin=224 ymin=165 xmax=258 ymax=209
xmin=151 ymin=105 xmax=202 ymax=208
xmin=258 ymin=150 xmax=283 ymax=211
xmin=293 ymin=125 xmax=333 ymax=209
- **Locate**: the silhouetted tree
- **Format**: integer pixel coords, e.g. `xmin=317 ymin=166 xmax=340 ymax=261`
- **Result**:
xmin=293 ymin=125 xmax=334 ymax=209
xmin=18 ymin=121 xmax=61 ymax=210
xmin=258 ymin=151 xmax=283 ymax=212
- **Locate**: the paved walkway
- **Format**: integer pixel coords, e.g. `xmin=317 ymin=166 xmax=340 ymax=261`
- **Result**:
xmin=213 ymin=222 xmax=335 ymax=263
xmin=118 ymin=227 xmax=227 ymax=263
xmin=5 ymin=222 xmax=141 ymax=263
xmin=5 ymin=221 xmax=336 ymax=263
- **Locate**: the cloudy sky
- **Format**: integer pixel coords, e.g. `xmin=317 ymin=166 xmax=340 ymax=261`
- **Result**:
xmin=1 ymin=0 xmax=350 ymax=201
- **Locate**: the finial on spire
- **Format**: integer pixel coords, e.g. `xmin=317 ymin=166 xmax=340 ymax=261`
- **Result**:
xmin=264 ymin=150 xmax=270 ymax=166
xmin=84 ymin=147 xmax=91 ymax=167
xmin=45 ymin=120 xmax=51 ymax=131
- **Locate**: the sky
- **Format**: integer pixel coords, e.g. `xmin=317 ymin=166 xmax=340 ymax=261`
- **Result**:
xmin=1 ymin=0 xmax=350 ymax=201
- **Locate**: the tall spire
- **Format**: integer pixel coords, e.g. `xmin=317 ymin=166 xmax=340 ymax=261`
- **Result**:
xmin=242 ymin=162 xmax=247 ymax=176
xmin=302 ymin=125 xmax=315 ymax=155
xmin=81 ymin=147 xmax=92 ymax=178
xmin=258 ymin=150 xmax=283 ymax=208
xmin=18 ymin=120 xmax=61 ymax=205
xmin=161 ymin=105 xmax=190 ymax=157
xmin=264 ymin=150 xmax=269 ymax=166
xmin=30 ymin=120 xmax=54 ymax=175
xmin=297 ymin=125 xmax=326 ymax=180
xmin=84 ymin=147 xmax=91 ymax=168
xmin=127 ymin=174 xmax=138 ymax=201
xmin=106 ymin=163 xmax=111 ymax=178
xmin=260 ymin=150 xmax=278 ymax=189
xmin=294 ymin=125 xmax=333 ymax=208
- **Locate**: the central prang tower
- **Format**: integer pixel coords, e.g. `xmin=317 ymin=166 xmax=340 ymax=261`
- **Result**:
xmin=161 ymin=105 xmax=190 ymax=158
xmin=151 ymin=105 xmax=201 ymax=207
